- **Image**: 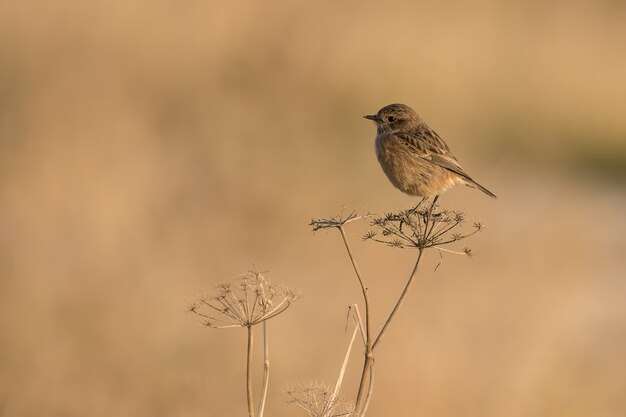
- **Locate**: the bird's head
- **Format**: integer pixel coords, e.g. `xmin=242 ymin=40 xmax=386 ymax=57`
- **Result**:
xmin=364 ymin=103 xmax=421 ymax=133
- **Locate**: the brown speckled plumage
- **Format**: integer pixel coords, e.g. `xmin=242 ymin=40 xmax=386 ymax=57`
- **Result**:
xmin=365 ymin=103 xmax=496 ymax=198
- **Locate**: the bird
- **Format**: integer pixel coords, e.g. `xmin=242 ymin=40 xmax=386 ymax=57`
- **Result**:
xmin=364 ymin=103 xmax=496 ymax=199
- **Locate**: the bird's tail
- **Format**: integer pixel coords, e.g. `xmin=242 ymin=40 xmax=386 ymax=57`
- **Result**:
xmin=466 ymin=178 xmax=497 ymax=198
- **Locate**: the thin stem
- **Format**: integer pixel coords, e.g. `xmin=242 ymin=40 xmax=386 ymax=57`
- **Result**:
xmin=243 ymin=283 xmax=251 ymax=321
xmin=324 ymin=322 xmax=359 ymax=417
xmin=434 ymin=247 xmax=469 ymax=255
xmin=430 ymin=218 xmax=461 ymax=241
xmin=206 ymin=323 xmax=243 ymax=329
xmin=227 ymin=289 xmax=248 ymax=321
xmin=423 ymin=195 xmax=440 ymax=241
xmin=338 ymin=226 xmax=372 ymax=413
xmin=205 ymin=298 xmax=241 ymax=322
xmin=249 ymin=288 xmax=260 ymax=323
xmin=371 ymin=198 xmax=436 ymax=350
xmin=338 ymin=226 xmax=371 ymax=346
xmin=355 ymin=356 xmax=374 ymax=416
xmin=430 ymin=228 xmax=482 ymax=247
xmin=246 ymin=325 xmax=255 ymax=417
xmin=360 ymin=366 xmax=374 ymax=417
xmin=350 ymin=304 xmax=367 ymax=346
xmin=253 ymin=299 xmax=291 ymax=324
xmin=372 ymin=247 xmax=425 ymax=351
xmin=257 ymin=322 xmax=269 ymax=417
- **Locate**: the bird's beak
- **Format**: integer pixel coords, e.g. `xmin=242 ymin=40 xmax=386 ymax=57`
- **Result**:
xmin=364 ymin=114 xmax=379 ymax=122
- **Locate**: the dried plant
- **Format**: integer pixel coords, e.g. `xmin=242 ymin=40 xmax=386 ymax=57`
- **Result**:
xmin=188 ymin=269 xmax=299 ymax=329
xmin=307 ymin=197 xmax=486 ymax=417
xmin=188 ymin=268 xmax=299 ymax=417
xmin=310 ymin=210 xmax=364 ymax=231
xmin=363 ymin=204 xmax=482 ymax=251
xmin=188 ymin=199 xmax=486 ymax=417
xmin=286 ymin=382 xmax=355 ymax=417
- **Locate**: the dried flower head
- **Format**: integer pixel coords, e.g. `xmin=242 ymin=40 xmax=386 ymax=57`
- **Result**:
xmin=286 ymin=381 xmax=355 ymax=417
xmin=188 ymin=268 xmax=300 ymax=328
xmin=362 ymin=199 xmax=483 ymax=253
xmin=310 ymin=210 xmax=370 ymax=232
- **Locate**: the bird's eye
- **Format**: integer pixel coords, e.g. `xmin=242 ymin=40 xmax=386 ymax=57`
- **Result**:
xmin=387 ymin=116 xmax=396 ymax=123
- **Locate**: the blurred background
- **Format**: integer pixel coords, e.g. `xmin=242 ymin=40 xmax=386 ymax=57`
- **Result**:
xmin=1 ymin=0 xmax=625 ymax=416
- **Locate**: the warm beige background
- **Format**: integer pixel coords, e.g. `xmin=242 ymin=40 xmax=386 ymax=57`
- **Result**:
xmin=1 ymin=1 xmax=625 ymax=416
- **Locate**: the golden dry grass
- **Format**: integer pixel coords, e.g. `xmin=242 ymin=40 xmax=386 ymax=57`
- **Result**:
xmin=1 ymin=1 xmax=626 ymax=416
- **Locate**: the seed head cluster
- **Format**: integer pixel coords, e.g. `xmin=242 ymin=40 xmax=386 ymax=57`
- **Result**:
xmin=286 ymin=382 xmax=355 ymax=417
xmin=362 ymin=199 xmax=483 ymax=252
xmin=188 ymin=269 xmax=300 ymax=329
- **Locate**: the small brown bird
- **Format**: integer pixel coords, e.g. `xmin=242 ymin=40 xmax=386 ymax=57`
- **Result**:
xmin=365 ymin=103 xmax=496 ymax=199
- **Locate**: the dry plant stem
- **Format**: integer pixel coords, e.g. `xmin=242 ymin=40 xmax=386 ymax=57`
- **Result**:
xmin=361 ymin=366 xmax=374 ymax=416
xmin=338 ymin=226 xmax=373 ymax=414
xmin=306 ymin=197 xmax=481 ymax=417
xmin=246 ymin=325 xmax=255 ymax=417
xmin=357 ymin=199 xmax=438 ymax=416
xmin=372 ymin=247 xmax=424 ymax=351
xmin=350 ymin=304 xmax=367 ymax=346
xmin=372 ymin=197 xmax=436 ymax=351
xmin=339 ymin=227 xmax=371 ymax=344
xmin=355 ymin=356 xmax=373 ymax=416
xmin=257 ymin=321 xmax=269 ymax=417
xmin=324 ymin=322 xmax=359 ymax=417
xmin=188 ymin=270 xmax=300 ymax=416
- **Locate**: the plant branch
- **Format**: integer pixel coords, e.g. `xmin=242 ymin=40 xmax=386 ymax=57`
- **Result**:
xmin=360 ymin=366 xmax=374 ymax=417
xmin=338 ymin=226 xmax=371 ymax=347
xmin=338 ymin=225 xmax=373 ymax=414
xmin=372 ymin=247 xmax=424 ymax=351
xmin=307 ymin=198 xmax=486 ymax=417
xmin=257 ymin=322 xmax=269 ymax=417
xmin=246 ymin=325 xmax=255 ymax=417
xmin=324 ymin=320 xmax=359 ymax=417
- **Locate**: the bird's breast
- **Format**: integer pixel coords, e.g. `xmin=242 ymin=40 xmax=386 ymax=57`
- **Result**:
xmin=375 ymin=133 xmax=408 ymax=184
xmin=375 ymin=133 xmax=404 ymax=169
xmin=374 ymin=132 xmax=454 ymax=197
xmin=375 ymin=133 xmax=399 ymax=159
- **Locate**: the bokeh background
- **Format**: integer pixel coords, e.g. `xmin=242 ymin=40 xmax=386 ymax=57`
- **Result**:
xmin=1 ymin=1 xmax=625 ymax=416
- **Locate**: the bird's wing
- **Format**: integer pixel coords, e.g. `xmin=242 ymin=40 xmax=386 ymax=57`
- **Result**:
xmin=394 ymin=128 xmax=475 ymax=182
